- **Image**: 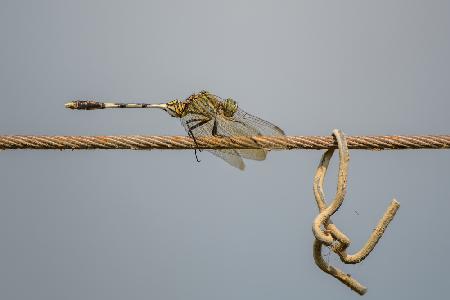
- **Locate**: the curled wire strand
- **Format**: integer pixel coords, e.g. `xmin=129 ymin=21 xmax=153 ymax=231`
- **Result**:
xmin=312 ymin=129 xmax=400 ymax=295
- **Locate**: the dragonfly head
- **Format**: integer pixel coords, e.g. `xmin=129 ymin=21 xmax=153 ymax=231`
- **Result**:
xmin=223 ymin=98 xmax=238 ymax=117
xmin=164 ymin=100 xmax=186 ymax=118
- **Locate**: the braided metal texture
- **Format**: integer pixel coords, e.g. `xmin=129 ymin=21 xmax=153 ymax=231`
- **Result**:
xmin=1 ymin=135 xmax=449 ymax=150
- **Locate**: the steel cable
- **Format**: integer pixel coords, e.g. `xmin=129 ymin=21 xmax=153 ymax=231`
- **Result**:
xmin=1 ymin=134 xmax=449 ymax=150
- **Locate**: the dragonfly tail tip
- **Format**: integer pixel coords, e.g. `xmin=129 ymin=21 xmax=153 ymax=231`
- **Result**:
xmin=65 ymin=101 xmax=76 ymax=109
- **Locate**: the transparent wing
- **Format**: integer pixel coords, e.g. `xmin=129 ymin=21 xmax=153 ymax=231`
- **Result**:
xmin=179 ymin=104 xmax=285 ymax=169
xmin=206 ymin=148 xmax=245 ymax=170
xmin=232 ymin=108 xmax=285 ymax=136
xmin=181 ymin=113 xmax=245 ymax=170
xmin=215 ymin=114 xmax=267 ymax=161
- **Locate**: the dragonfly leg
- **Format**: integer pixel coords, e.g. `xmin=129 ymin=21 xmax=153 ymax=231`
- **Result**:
xmin=195 ymin=151 xmax=201 ymax=162
xmin=211 ymin=118 xmax=226 ymax=137
xmin=187 ymin=128 xmax=201 ymax=162
xmin=187 ymin=120 xmax=208 ymax=162
xmin=188 ymin=119 xmax=210 ymax=153
xmin=185 ymin=118 xmax=203 ymax=147
xmin=184 ymin=117 xmax=211 ymax=162
xmin=212 ymin=118 xmax=218 ymax=136
xmin=188 ymin=118 xmax=210 ymax=132
xmin=194 ymin=148 xmax=201 ymax=162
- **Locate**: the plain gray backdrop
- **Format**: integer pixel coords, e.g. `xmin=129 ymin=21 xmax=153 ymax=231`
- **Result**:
xmin=1 ymin=0 xmax=449 ymax=299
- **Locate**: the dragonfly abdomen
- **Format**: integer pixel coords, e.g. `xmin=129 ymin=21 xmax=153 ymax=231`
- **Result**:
xmin=65 ymin=101 xmax=165 ymax=110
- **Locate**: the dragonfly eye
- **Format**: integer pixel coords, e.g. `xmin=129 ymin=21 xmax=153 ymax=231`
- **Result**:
xmin=223 ymin=98 xmax=238 ymax=117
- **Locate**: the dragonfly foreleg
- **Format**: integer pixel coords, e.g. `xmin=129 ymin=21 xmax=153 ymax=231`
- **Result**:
xmin=187 ymin=128 xmax=201 ymax=162
xmin=188 ymin=118 xmax=210 ymax=131
xmin=186 ymin=118 xmax=210 ymax=162
xmin=188 ymin=118 xmax=211 ymax=152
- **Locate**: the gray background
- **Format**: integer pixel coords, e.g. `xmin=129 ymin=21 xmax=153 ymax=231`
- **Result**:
xmin=0 ymin=0 xmax=449 ymax=299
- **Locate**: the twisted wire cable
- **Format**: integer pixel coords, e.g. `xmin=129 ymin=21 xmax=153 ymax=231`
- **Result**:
xmin=1 ymin=135 xmax=449 ymax=150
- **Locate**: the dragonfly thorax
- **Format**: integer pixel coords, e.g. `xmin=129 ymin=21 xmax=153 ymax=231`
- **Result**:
xmin=165 ymin=100 xmax=186 ymax=118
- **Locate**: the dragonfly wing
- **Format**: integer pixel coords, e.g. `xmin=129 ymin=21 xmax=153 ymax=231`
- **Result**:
xmin=215 ymin=114 xmax=268 ymax=161
xmin=232 ymin=108 xmax=285 ymax=136
xmin=208 ymin=149 xmax=245 ymax=170
xmin=237 ymin=149 xmax=267 ymax=161
xmin=226 ymin=108 xmax=285 ymax=160
xmin=181 ymin=114 xmax=246 ymax=170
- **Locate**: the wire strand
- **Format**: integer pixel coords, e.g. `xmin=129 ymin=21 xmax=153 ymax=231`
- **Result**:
xmin=1 ymin=135 xmax=449 ymax=150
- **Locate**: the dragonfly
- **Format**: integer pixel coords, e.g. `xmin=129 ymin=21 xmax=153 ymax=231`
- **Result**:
xmin=65 ymin=90 xmax=285 ymax=170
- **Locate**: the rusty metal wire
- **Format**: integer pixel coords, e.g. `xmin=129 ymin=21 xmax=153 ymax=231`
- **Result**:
xmin=0 ymin=134 xmax=449 ymax=150
xmin=312 ymin=130 xmax=400 ymax=295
